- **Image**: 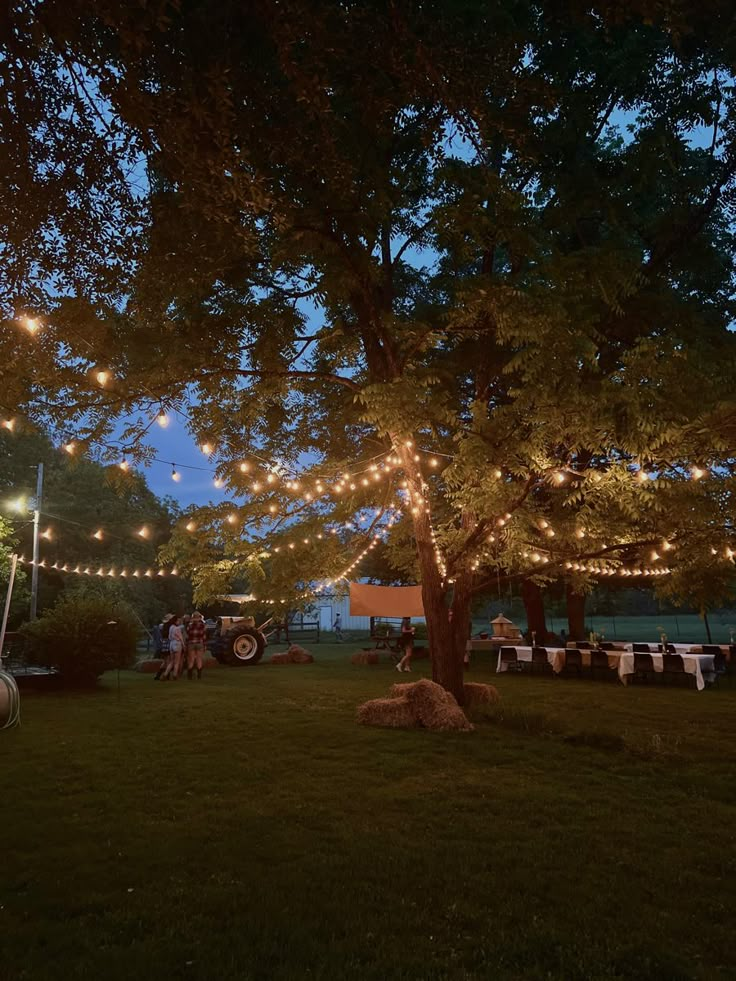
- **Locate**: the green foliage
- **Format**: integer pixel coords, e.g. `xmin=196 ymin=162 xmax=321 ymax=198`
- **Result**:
xmin=21 ymin=589 xmax=139 ymax=685
xmin=2 ymin=1 xmax=736 ymax=635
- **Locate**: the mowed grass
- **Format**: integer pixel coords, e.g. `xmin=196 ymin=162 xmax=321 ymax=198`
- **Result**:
xmin=2 ymin=643 xmax=736 ymax=981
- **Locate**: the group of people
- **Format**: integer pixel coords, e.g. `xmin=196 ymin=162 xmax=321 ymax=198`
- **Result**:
xmin=152 ymin=611 xmax=208 ymax=681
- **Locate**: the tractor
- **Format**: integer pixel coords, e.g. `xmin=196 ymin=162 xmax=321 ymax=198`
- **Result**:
xmin=207 ymin=615 xmax=274 ymax=666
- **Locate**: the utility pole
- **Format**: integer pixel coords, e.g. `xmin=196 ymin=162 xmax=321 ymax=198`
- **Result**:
xmin=30 ymin=462 xmax=44 ymax=621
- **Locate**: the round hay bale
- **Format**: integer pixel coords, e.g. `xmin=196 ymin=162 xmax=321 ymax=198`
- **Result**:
xmin=136 ymin=658 xmax=163 ymax=673
xmin=356 ymin=696 xmax=417 ymax=728
xmin=351 ymin=651 xmax=380 ymax=665
xmin=400 ymin=678 xmax=474 ymax=732
xmin=463 ymin=682 xmax=500 ymax=706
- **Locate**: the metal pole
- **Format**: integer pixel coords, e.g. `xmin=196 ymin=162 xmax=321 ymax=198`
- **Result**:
xmin=30 ymin=462 xmax=44 ymax=621
xmin=0 ymin=553 xmax=18 ymax=658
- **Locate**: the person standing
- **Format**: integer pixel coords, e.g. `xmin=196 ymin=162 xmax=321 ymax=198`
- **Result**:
xmin=333 ymin=613 xmax=343 ymax=642
xmin=154 ymin=614 xmax=173 ymax=680
xmin=162 ymin=615 xmax=185 ymax=680
xmin=396 ymin=617 xmax=415 ymax=672
xmin=186 ymin=611 xmax=206 ymax=680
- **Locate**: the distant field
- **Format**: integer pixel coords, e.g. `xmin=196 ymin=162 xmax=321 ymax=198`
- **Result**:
xmin=541 ymin=613 xmax=735 ymax=644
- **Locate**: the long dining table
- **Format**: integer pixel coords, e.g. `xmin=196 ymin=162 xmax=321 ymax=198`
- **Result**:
xmin=495 ymin=644 xmax=717 ymax=690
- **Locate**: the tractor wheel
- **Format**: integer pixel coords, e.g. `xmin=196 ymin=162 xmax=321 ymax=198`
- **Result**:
xmin=221 ymin=624 xmax=265 ymax=666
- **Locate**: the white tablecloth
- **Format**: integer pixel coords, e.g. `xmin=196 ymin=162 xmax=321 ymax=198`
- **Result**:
xmin=496 ymin=645 xmax=715 ymax=690
xmin=617 ymin=652 xmax=714 ymax=690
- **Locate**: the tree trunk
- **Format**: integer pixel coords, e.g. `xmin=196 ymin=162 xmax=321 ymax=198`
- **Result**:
xmin=703 ymin=609 xmax=712 ymax=643
xmin=521 ymin=579 xmax=547 ymax=644
xmin=566 ymin=585 xmax=586 ymax=641
xmin=399 ymin=446 xmax=467 ymax=704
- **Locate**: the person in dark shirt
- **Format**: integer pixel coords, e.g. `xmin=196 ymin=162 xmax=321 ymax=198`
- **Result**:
xmin=186 ymin=611 xmax=207 ymax=680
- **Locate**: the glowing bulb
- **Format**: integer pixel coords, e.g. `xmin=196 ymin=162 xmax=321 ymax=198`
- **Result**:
xmin=22 ymin=316 xmax=40 ymax=334
xmin=10 ymin=496 xmax=25 ymax=513
xmin=554 ymin=471 xmax=565 ymax=484
xmin=239 ymin=462 xmax=250 ymax=473
xmin=157 ymin=411 xmax=169 ymax=428
xmin=137 ymin=526 xmax=149 ymax=538
xmin=268 ymin=504 xmax=278 ymax=514
xmin=119 ymin=458 xmax=129 ymax=471
xmin=361 ymin=478 xmax=369 ymax=486
xmin=575 ymin=528 xmax=585 ymax=539
xmin=201 ymin=442 xmax=213 ymax=455
xmin=186 ymin=521 xmax=196 ymax=532
xmin=171 ymin=467 xmax=181 ymax=483
xmin=429 ymin=458 xmax=438 ymax=468
xmin=96 ymin=370 xmax=110 ymax=386
xmin=214 ymin=477 xmax=224 ymax=489
xmin=227 ymin=513 xmax=237 ymax=525
xmin=63 ymin=441 xmax=76 ymax=454
xmin=267 ymin=473 xmax=276 ymax=484
xmin=1 ymin=419 xmax=15 ymax=431
xmin=41 ymin=527 xmax=52 ymax=540
xmin=637 ymin=470 xmax=648 ymax=483
xmin=405 ymin=440 xmax=413 ymax=448
xmin=93 ymin=529 xmax=104 ymax=541
xmin=252 ymin=482 xmax=262 ymax=492
xmin=651 ymin=551 xmax=660 ymax=561
xmin=691 ymin=466 xmax=706 ymax=480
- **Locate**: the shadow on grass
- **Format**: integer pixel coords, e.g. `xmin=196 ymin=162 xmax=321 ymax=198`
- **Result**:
xmin=470 ymin=703 xmax=684 ymax=761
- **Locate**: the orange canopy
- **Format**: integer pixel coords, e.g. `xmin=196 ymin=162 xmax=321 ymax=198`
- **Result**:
xmin=349 ymin=582 xmax=425 ymax=617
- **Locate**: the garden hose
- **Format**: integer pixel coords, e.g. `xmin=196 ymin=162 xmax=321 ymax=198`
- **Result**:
xmin=0 ymin=670 xmax=21 ymax=729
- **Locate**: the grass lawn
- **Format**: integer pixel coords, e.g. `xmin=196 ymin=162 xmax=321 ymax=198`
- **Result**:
xmin=2 ymin=642 xmax=736 ymax=980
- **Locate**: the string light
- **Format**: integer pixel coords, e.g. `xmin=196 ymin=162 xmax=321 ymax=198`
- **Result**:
xmin=93 ymin=529 xmax=104 ymax=541
xmin=201 ymin=443 xmax=213 ymax=456
xmin=1 ymin=419 xmax=15 ymax=431
xmin=119 ymin=457 xmax=129 ymax=472
xmin=21 ymin=316 xmax=41 ymax=335
xmin=137 ymin=526 xmax=149 ymax=539
xmin=691 ymin=466 xmax=707 ymax=480
xmin=171 ymin=466 xmax=181 ymax=483
xmin=95 ymin=370 xmax=110 ymax=387
xmin=63 ymin=441 xmax=76 ymax=454
xmin=156 ymin=411 xmax=169 ymax=428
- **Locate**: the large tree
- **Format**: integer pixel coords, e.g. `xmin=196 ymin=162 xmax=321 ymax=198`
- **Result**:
xmin=3 ymin=1 xmax=736 ymax=700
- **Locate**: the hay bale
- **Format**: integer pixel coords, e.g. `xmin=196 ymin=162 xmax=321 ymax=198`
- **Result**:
xmin=287 ymin=644 xmax=313 ymax=664
xmin=400 ymin=678 xmax=474 ymax=731
xmin=352 ymin=651 xmax=380 ymax=665
xmin=463 ymin=682 xmax=500 ymax=706
xmin=356 ymin=696 xmax=417 ymax=728
xmin=271 ymin=648 xmax=314 ymax=664
xmin=136 ymin=658 xmax=163 ymax=673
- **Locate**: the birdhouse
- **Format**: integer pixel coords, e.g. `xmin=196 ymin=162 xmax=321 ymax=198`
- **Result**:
xmin=490 ymin=613 xmax=522 ymax=640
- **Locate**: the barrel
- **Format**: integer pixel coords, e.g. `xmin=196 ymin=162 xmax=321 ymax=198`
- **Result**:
xmin=0 ymin=671 xmax=20 ymax=729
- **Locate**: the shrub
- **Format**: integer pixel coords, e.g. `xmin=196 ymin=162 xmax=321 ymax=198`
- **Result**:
xmin=21 ymin=593 xmax=139 ymax=686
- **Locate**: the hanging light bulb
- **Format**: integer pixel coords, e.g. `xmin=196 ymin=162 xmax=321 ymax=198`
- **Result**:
xmin=691 ymin=465 xmax=707 ymax=480
xmin=268 ymin=504 xmax=278 ymax=514
xmin=239 ymin=462 xmax=250 ymax=473
xmin=119 ymin=457 xmax=129 ymax=472
xmin=201 ymin=442 xmax=213 ymax=456
xmin=227 ymin=513 xmax=237 ymax=525
xmin=213 ymin=477 xmax=224 ymax=489
xmin=252 ymin=481 xmax=262 ymax=493
xmin=93 ymin=529 xmax=104 ymax=541
xmin=63 ymin=441 xmax=76 ymax=454
xmin=1 ymin=418 xmax=15 ymax=431
xmin=157 ymin=410 xmax=169 ymax=428
xmin=267 ymin=473 xmax=276 ymax=484
xmin=553 ymin=471 xmax=566 ymax=484
xmin=96 ymin=369 xmax=110 ymax=387
xmin=137 ymin=526 xmax=149 ymax=539
xmin=40 ymin=527 xmax=52 ymax=540
xmin=171 ymin=465 xmax=181 ymax=483
xmin=21 ymin=316 xmax=41 ymax=334
xmin=185 ymin=520 xmax=196 ymax=532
